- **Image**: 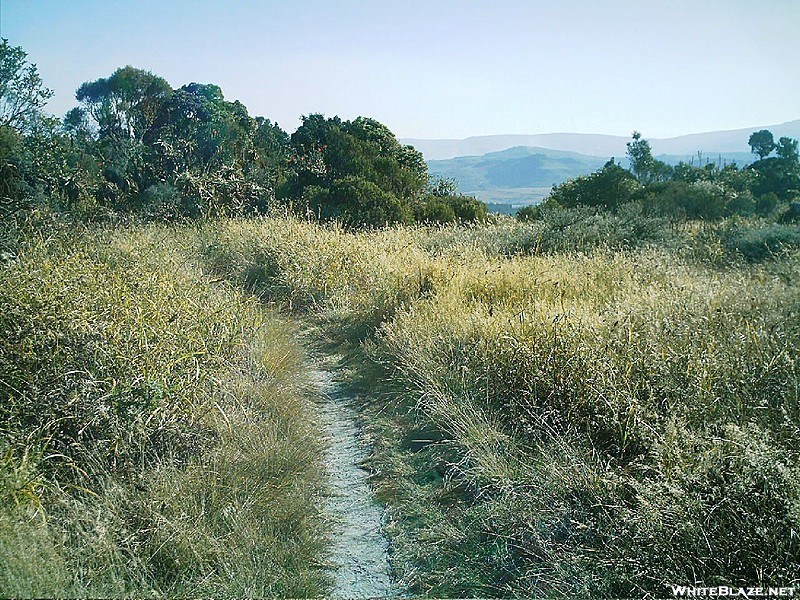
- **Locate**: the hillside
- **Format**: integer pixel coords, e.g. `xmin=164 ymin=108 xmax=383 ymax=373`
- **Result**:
xmin=427 ymin=146 xmax=609 ymax=190
xmin=427 ymin=146 xmax=608 ymax=206
xmin=404 ymin=119 xmax=800 ymax=160
xmin=427 ymin=146 xmax=756 ymax=209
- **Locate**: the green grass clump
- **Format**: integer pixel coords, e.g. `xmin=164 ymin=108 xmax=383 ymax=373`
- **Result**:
xmin=193 ymin=213 xmax=800 ymax=597
xmin=0 ymin=223 xmax=329 ymax=597
xmin=719 ymin=221 xmax=800 ymax=261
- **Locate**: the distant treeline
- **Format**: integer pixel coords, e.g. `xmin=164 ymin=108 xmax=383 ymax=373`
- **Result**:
xmin=0 ymin=39 xmax=486 ymax=226
xmin=3 ymin=38 xmax=798 ymax=229
xmin=519 ymin=131 xmax=800 ymax=221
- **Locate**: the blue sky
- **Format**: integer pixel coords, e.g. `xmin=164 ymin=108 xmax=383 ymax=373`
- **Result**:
xmin=2 ymin=0 xmax=798 ymax=139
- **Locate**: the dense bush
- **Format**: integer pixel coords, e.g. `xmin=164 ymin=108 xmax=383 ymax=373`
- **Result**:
xmin=548 ymin=160 xmax=639 ymax=209
xmin=640 ymin=180 xmax=728 ymax=219
xmin=718 ymin=221 xmax=800 ymax=261
xmin=0 ymin=126 xmax=26 ymax=208
xmin=416 ymin=193 xmax=488 ymax=224
xmin=326 ymin=176 xmax=413 ymax=227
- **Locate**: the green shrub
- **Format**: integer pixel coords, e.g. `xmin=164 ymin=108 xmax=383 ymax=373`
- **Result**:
xmin=448 ymin=194 xmax=488 ymax=223
xmin=327 ymin=176 xmax=413 ymax=227
xmin=416 ymin=195 xmax=456 ymax=224
xmin=641 ymin=180 xmax=727 ymax=219
xmin=719 ymin=221 xmax=800 ymax=261
xmin=137 ymin=182 xmax=183 ymax=220
xmin=550 ymin=160 xmax=639 ymax=209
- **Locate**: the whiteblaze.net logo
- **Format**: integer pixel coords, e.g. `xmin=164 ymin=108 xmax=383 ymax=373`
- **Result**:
xmin=670 ymin=585 xmax=796 ymax=598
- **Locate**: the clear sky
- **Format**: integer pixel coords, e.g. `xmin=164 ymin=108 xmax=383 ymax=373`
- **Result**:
xmin=1 ymin=0 xmax=798 ymax=139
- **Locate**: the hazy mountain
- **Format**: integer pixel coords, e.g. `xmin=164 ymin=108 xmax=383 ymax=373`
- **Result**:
xmin=427 ymin=146 xmax=760 ymax=210
xmin=404 ymin=119 xmax=800 ymax=160
xmin=428 ymin=146 xmax=608 ymax=191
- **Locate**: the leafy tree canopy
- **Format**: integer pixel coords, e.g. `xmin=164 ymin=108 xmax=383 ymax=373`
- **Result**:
xmin=626 ymin=131 xmax=671 ymax=184
xmin=777 ymin=137 xmax=799 ymax=163
xmin=0 ymin=38 xmax=53 ymax=132
xmin=76 ymin=66 xmax=172 ymax=141
xmin=550 ymin=159 xmax=639 ymax=209
xmin=748 ymin=129 xmax=776 ymax=160
xmin=285 ymin=113 xmax=427 ymax=203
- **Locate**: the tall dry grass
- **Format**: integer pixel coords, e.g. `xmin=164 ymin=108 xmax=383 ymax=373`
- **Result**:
xmin=0 ymin=222 xmax=329 ymax=597
xmin=195 ymin=212 xmax=800 ymax=597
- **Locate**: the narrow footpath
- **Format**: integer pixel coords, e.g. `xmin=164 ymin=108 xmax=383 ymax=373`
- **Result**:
xmin=309 ymin=359 xmax=402 ymax=599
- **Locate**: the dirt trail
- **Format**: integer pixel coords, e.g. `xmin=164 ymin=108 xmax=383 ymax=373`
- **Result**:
xmin=309 ymin=360 xmax=402 ymax=599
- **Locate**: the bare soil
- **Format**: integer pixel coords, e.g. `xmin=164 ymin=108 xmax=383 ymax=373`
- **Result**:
xmin=309 ymin=360 xmax=402 ymax=599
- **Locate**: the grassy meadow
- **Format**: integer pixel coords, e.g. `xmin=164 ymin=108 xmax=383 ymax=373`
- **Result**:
xmin=194 ymin=210 xmax=800 ymax=597
xmin=0 ymin=218 xmax=329 ymax=597
xmin=2 ymin=207 xmax=799 ymax=597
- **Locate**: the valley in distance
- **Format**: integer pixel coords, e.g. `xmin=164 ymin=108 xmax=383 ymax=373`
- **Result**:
xmin=405 ymin=119 xmax=800 ymax=212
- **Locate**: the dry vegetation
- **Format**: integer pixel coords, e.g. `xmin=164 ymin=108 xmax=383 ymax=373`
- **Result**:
xmin=2 ymin=208 xmax=799 ymax=597
xmin=0 ymin=221 xmax=329 ymax=597
xmin=196 ymin=211 xmax=800 ymax=597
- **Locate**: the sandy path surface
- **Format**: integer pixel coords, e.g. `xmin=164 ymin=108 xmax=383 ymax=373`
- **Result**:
xmin=309 ymin=363 xmax=402 ymax=599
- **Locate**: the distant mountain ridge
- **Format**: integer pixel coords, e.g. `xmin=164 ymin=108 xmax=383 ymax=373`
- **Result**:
xmin=427 ymin=146 xmax=609 ymax=192
xmin=424 ymin=143 xmax=780 ymax=211
xmin=403 ymin=119 xmax=800 ymax=161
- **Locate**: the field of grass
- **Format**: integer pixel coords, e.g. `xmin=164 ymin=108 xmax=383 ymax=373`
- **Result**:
xmin=193 ymin=210 xmax=800 ymax=597
xmin=0 ymin=218 xmax=329 ymax=597
xmin=3 ymin=207 xmax=799 ymax=598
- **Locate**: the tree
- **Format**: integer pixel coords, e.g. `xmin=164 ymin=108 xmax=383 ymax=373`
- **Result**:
xmin=448 ymin=194 xmax=487 ymax=223
xmin=419 ymin=175 xmax=487 ymax=223
xmin=282 ymin=114 xmax=428 ymax=224
xmin=626 ymin=132 xmax=670 ymax=184
xmin=426 ymin=175 xmax=459 ymax=197
xmin=627 ymin=132 xmax=654 ymax=182
xmin=551 ymin=159 xmax=639 ymax=208
xmin=76 ymin=66 xmax=172 ymax=141
xmin=0 ymin=39 xmax=53 ymax=132
xmin=641 ymin=180 xmax=727 ymax=219
xmin=143 ymin=82 xmax=283 ymax=215
xmin=748 ymin=129 xmax=776 ymax=160
xmin=416 ymin=197 xmax=456 ymax=224
xmin=250 ymin=116 xmax=290 ymax=205
xmin=0 ymin=125 xmax=25 ymax=205
xmin=744 ymin=135 xmax=800 ymax=201
xmin=327 ymin=175 xmax=412 ymax=227
xmin=776 ymin=137 xmax=799 ymax=163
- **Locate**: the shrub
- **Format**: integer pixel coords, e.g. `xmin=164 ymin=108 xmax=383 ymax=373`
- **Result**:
xmin=448 ymin=194 xmax=488 ymax=223
xmin=416 ymin=196 xmax=456 ymax=224
xmin=719 ymin=221 xmax=800 ymax=261
xmin=550 ymin=160 xmax=639 ymax=209
xmin=327 ymin=175 xmax=413 ymax=228
xmin=416 ymin=194 xmax=487 ymax=225
xmin=137 ymin=182 xmax=183 ymax=220
xmin=641 ymin=180 xmax=726 ymax=219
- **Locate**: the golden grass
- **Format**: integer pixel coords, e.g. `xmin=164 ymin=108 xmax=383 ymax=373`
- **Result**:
xmin=4 ymin=210 xmax=798 ymax=597
xmin=196 ymin=213 xmax=800 ymax=597
xmin=0 ymin=222 xmax=329 ymax=597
